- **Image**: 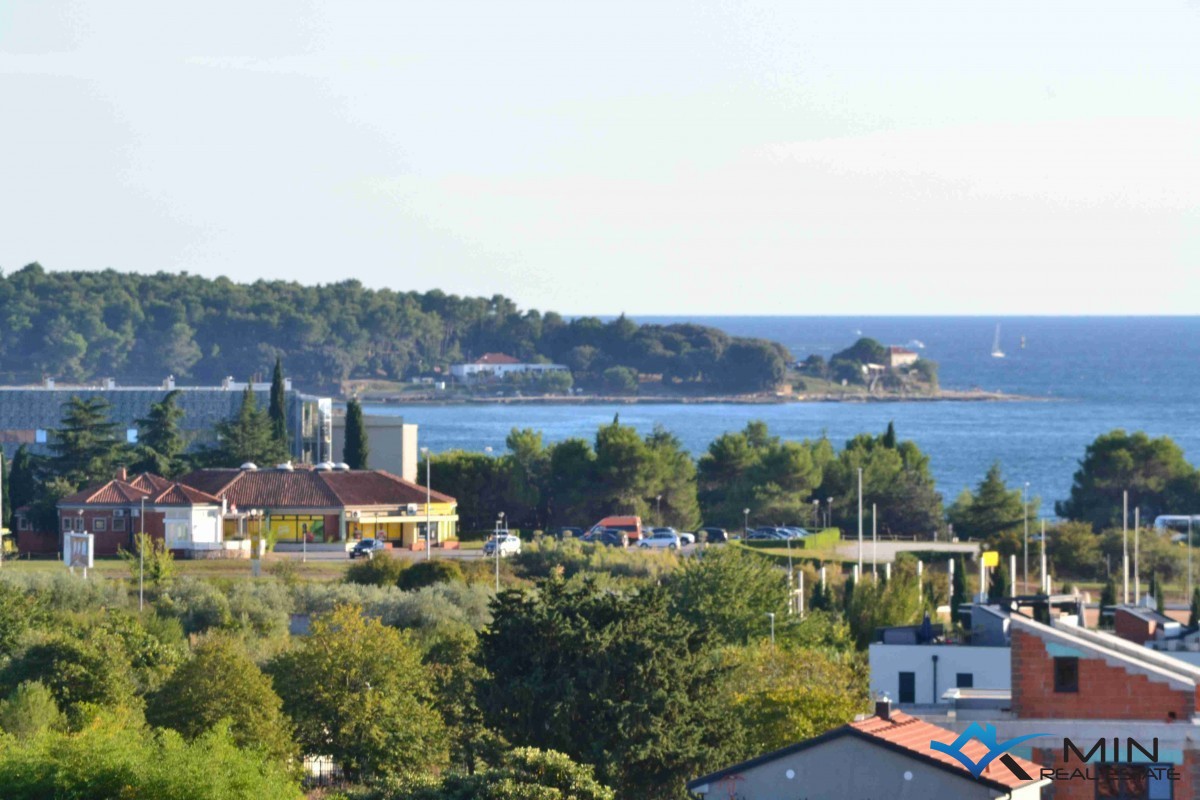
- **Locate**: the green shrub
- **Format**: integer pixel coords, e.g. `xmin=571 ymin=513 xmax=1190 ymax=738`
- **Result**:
xmin=155 ymin=578 xmax=232 ymax=635
xmin=346 ymin=554 xmax=408 ymax=587
xmin=397 ymin=560 xmax=463 ymax=591
xmin=512 ymin=539 xmax=675 ymax=581
xmin=0 ymin=681 xmax=66 ymax=739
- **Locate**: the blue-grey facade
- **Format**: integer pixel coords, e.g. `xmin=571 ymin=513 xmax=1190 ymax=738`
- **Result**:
xmin=0 ymin=379 xmax=332 ymax=464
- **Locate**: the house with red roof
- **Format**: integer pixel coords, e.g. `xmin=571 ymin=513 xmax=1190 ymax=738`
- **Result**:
xmin=29 ymin=463 xmax=459 ymax=557
xmin=688 ymin=696 xmax=1047 ymax=799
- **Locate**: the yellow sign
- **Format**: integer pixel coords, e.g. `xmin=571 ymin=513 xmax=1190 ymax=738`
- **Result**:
xmin=981 ymin=551 xmax=999 ymax=568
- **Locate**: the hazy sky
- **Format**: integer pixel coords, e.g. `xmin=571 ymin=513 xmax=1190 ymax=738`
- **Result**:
xmin=2 ymin=2 xmax=1198 ymax=314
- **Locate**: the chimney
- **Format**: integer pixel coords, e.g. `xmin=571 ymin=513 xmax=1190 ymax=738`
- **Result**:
xmin=115 ymin=466 xmax=127 ymax=482
xmin=874 ymin=693 xmax=892 ymax=721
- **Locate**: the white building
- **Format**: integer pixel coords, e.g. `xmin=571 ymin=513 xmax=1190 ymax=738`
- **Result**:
xmin=449 ymin=352 xmax=568 ymax=381
xmin=332 ymin=413 xmax=418 ymax=483
xmin=869 ymin=606 xmax=1012 ymax=706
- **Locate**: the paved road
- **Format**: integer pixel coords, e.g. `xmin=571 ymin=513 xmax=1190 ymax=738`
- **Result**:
xmin=272 ymin=542 xmax=705 ymax=562
xmin=833 ymin=540 xmax=979 ymax=563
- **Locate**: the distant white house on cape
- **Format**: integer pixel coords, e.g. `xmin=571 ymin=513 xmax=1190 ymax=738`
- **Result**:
xmin=449 ymin=353 xmax=569 ymax=381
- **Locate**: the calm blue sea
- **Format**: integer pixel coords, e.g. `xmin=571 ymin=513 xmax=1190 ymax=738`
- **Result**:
xmin=367 ymin=317 xmax=1200 ymax=516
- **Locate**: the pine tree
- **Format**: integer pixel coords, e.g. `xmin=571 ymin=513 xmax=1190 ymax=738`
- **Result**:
xmin=882 ymin=421 xmax=897 ymax=449
xmin=8 ymin=446 xmax=37 ymax=519
xmin=1155 ymin=576 xmax=1165 ymax=615
xmin=842 ymin=574 xmax=856 ymax=614
xmin=343 ymin=398 xmax=370 ymax=470
xmin=1189 ymin=587 xmax=1200 ymax=628
xmin=268 ymin=357 xmax=288 ymax=452
xmin=133 ymin=390 xmax=187 ymax=477
xmin=48 ymin=396 xmax=126 ymax=488
xmin=213 ymin=387 xmax=287 ymax=466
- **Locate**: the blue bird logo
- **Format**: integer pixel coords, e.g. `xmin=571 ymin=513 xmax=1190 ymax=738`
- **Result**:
xmin=929 ymin=723 xmax=1048 ymax=779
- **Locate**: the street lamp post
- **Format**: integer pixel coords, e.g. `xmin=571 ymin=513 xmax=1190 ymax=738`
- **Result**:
xmin=421 ymin=447 xmax=431 ymax=561
xmin=743 ymin=508 xmax=750 ymax=539
xmin=1023 ymin=482 xmax=1030 ymax=594
xmin=139 ymin=496 xmax=145 ymax=611
xmin=812 ymin=499 xmax=820 ymax=529
xmin=857 ymin=468 xmax=863 ymax=575
xmin=495 ymin=513 xmax=505 ymax=593
xmin=826 ymin=496 xmax=833 ymax=529
xmin=766 ymin=612 xmax=776 ymax=647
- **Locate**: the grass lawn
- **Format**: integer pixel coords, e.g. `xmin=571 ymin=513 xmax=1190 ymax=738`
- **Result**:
xmin=0 ymin=555 xmax=350 ymax=582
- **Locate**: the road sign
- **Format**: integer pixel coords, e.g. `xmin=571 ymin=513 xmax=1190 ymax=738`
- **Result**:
xmin=981 ymin=550 xmax=999 ymax=568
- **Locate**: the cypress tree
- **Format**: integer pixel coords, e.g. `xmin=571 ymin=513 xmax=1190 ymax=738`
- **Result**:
xmin=988 ymin=561 xmax=1010 ymax=603
xmin=343 ymin=399 xmax=370 ymax=470
xmin=268 ymin=358 xmax=288 ymax=452
xmin=842 ymin=574 xmax=856 ymax=614
xmin=882 ymin=421 xmax=897 ymax=449
xmin=1190 ymin=587 xmax=1200 ymax=628
xmin=1 ymin=451 xmax=8 ymax=530
xmin=951 ymin=557 xmax=967 ymax=616
xmin=1100 ymin=575 xmax=1117 ymax=610
xmin=1155 ymin=576 xmax=1165 ymax=615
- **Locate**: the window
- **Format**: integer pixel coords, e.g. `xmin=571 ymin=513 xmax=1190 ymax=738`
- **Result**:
xmin=1054 ymin=657 xmax=1080 ymax=693
xmin=112 ymin=516 xmax=126 ymax=531
xmin=1096 ymin=763 xmax=1174 ymax=799
xmin=898 ymin=672 xmax=916 ymax=704
xmin=18 ymin=517 xmax=29 ymax=531
xmin=35 ymin=429 xmax=47 ymax=443
xmin=126 ymin=428 xmax=138 ymax=444
xmin=62 ymin=517 xmax=72 ymax=532
xmin=956 ymin=673 xmax=974 ymax=689
xmin=93 ymin=518 xmax=107 ymax=532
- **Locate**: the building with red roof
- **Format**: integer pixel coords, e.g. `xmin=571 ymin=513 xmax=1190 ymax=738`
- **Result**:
xmin=449 ymin=352 xmax=568 ymax=382
xmin=688 ymin=697 xmax=1046 ymax=799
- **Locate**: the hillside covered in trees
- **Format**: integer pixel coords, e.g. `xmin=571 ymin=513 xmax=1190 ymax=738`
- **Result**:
xmin=0 ymin=264 xmax=790 ymax=393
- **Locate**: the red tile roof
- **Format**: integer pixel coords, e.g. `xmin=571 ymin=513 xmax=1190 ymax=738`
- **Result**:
xmin=851 ymin=711 xmax=1041 ymax=790
xmin=887 ymin=346 xmax=916 ymax=355
xmin=319 ymin=470 xmax=455 ymax=506
xmin=150 ymin=483 xmax=222 ymax=506
xmin=130 ymin=473 xmax=173 ymax=494
xmin=60 ymin=479 xmax=151 ymax=505
xmin=474 ymin=352 xmax=520 ymax=365
xmin=175 ymin=468 xmax=456 ymax=509
xmin=689 ymin=709 xmax=1043 ymax=794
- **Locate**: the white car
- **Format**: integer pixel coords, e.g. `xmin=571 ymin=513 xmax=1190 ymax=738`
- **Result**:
xmin=484 ymin=534 xmax=522 ymax=557
xmin=639 ymin=529 xmax=682 ymax=550
xmin=653 ymin=526 xmax=694 ymax=545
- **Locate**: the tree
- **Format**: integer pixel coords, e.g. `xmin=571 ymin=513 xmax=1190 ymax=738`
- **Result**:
xmin=988 ymin=561 xmax=1010 ymax=603
xmin=1047 ymin=521 xmax=1102 ymax=578
xmin=0 ymin=630 xmax=137 ymax=716
xmin=268 ymin=357 xmax=288 ymax=449
xmin=7 ymin=445 xmax=36 ymax=522
xmin=846 ymin=571 xmax=925 ymax=648
xmin=947 ymin=463 xmax=1028 ymax=540
xmin=0 ymin=681 xmax=65 ymax=739
xmin=343 ymin=398 xmax=370 ymax=469
xmin=1101 ymin=576 xmax=1117 ymax=612
xmin=147 ymin=636 xmax=294 ymax=763
xmin=120 ymin=532 xmax=178 ymax=587
xmin=592 ymin=420 xmax=651 ymax=515
xmin=47 ymin=396 xmax=126 ymax=488
xmin=600 ymin=366 xmax=638 ymax=395
xmin=951 ymin=557 xmax=968 ymax=620
xmin=714 ymin=339 xmax=787 ymax=392
xmin=1190 ymin=587 xmax=1200 ymax=628
xmin=211 ymin=386 xmax=287 ymax=466
xmin=267 ymin=604 xmax=446 ymax=780
xmin=721 ymin=641 xmax=866 ymax=756
xmin=667 ymin=546 xmax=788 ymax=645
xmin=1057 ymin=430 xmax=1199 ymax=530
xmin=478 ymin=579 xmax=741 ymax=798
xmin=132 ymin=390 xmax=188 ymax=477
xmin=408 ymin=747 xmax=615 ymax=800
xmin=831 ymin=337 xmax=888 ymax=367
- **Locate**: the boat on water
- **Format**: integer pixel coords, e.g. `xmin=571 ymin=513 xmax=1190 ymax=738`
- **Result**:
xmin=1020 ymin=335 xmax=1026 ymax=349
xmin=906 ymin=339 xmax=926 ymax=350
xmin=991 ymin=325 xmax=1005 ymax=358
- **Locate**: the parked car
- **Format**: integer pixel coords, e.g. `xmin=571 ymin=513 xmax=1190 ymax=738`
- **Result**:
xmin=746 ymin=528 xmax=787 ymax=541
xmin=698 ymin=526 xmax=729 ymax=543
xmin=653 ymin=526 xmax=694 ymax=546
xmin=639 ymin=529 xmax=682 ymax=550
xmin=349 ymin=538 xmax=387 ymax=559
xmin=580 ymin=528 xmax=628 ymax=548
xmin=483 ymin=533 xmax=522 ymax=557
xmin=781 ymin=527 xmax=811 ymax=539
xmin=588 ymin=515 xmax=645 ymax=543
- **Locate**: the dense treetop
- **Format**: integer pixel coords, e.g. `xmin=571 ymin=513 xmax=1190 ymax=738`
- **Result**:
xmin=0 ymin=264 xmax=789 ymax=392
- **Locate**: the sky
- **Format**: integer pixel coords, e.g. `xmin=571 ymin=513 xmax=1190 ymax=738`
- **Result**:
xmin=1 ymin=1 xmax=1198 ymax=315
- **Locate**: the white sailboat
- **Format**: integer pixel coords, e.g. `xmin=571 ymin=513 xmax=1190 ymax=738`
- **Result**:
xmin=991 ymin=324 xmax=1005 ymax=358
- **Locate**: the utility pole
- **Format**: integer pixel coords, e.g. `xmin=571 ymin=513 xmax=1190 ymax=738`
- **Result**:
xmin=1023 ymin=482 xmax=1030 ymax=594
xmin=422 ymin=447 xmax=432 ymax=561
xmin=139 ymin=496 xmax=145 ymax=611
xmin=1123 ymin=490 xmax=1129 ymax=605
xmin=1134 ymin=507 xmax=1140 ymax=603
xmin=1041 ymin=518 xmax=1048 ymax=594
xmin=871 ymin=502 xmax=877 ymax=579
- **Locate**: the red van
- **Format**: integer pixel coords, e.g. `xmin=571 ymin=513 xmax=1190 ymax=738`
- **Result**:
xmin=589 ymin=515 xmax=644 ymax=543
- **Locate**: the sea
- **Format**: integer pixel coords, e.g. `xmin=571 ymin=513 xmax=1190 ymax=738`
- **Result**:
xmin=365 ymin=317 xmax=1200 ymax=517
